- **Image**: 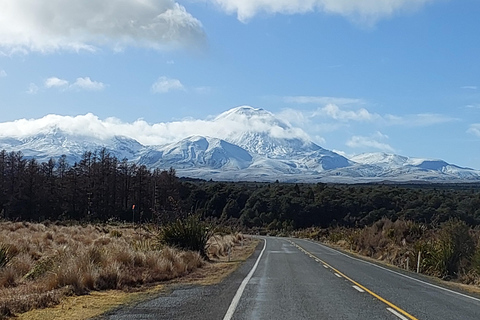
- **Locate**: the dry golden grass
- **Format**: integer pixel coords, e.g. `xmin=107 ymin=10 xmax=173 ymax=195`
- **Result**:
xmin=15 ymin=234 xmax=258 ymax=320
xmin=0 ymin=221 xmax=210 ymax=319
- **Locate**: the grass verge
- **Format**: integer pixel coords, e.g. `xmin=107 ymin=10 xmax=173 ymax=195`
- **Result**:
xmin=0 ymin=223 xmax=258 ymax=320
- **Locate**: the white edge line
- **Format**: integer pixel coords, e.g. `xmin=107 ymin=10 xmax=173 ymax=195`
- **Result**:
xmin=300 ymin=239 xmax=480 ymax=303
xmin=223 ymin=238 xmax=266 ymax=320
xmin=387 ymin=307 xmax=410 ymax=320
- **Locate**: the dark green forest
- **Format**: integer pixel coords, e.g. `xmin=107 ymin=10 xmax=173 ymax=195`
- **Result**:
xmin=1 ymin=149 xmax=480 ymax=229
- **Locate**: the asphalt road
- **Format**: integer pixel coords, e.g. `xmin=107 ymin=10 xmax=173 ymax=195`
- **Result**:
xmin=98 ymin=237 xmax=480 ymax=319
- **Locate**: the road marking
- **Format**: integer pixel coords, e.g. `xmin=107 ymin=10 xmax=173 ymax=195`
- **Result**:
xmin=387 ymin=307 xmax=410 ymax=320
xmin=223 ymin=238 xmax=266 ymax=320
xmin=323 ymin=265 xmax=328 ymax=269
xmin=300 ymin=238 xmax=480 ymax=303
xmin=334 ymin=273 xmax=342 ymax=278
xmin=289 ymin=240 xmax=419 ymax=320
xmin=353 ymin=285 xmax=365 ymax=293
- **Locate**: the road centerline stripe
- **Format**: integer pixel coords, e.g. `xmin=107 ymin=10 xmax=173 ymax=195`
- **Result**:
xmin=223 ymin=238 xmax=266 ymax=320
xmin=387 ymin=307 xmax=410 ymax=320
xmin=289 ymin=240 xmax=419 ymax=320
xmin=353 ymin=285 xmax=365 ymax=293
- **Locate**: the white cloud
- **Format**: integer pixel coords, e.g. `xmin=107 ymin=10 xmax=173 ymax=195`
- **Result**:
xmin=461 ymin=86 xmax=478 ymax=90
xmin=43 ymin=76 xmax=105 ymax=91
xmin=0 ymin=70 xmax=6 ymax=77
xmin=316 ymin=104 xmax=379 ymax=121
xmin=206 ymin=0 xmax=436 ymax=23
xmin=0 ymin=0 xmax=205 ymax=54
xmin=45 ymin=77 xmax=69 ymax=88
xmin=71 ymin=77 xmax=105 ymax=91
xmin=346 ymin=132 xmax=395 ymax=152
xmin=26 ymin=83 xmax=39 ymax=94
xmin=468 ymin=124 xmax=480 ymax=137
xmin=152 ymin=76 xmax=185 ymax=93
xmin=0 ymin=107 xmax=313 ymax=146
xmin=284 ymin=95 xmax=365 ymax=106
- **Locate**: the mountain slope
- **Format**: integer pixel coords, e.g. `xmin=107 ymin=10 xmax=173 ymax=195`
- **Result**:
xmin=139 ymin=136 xmax=253 ymax=170
xmin=0 ymin=107 xmax=478 ymax=183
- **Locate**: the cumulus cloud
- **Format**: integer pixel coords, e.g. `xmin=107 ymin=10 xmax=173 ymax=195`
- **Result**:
xmin=0 ymin=70 xmax=6 ymax=77
xmin=151 ymin=76 xmax=185 ymax=93
xmin=0 ymin=0 xmax=205 ymax=54
xmin=468 ymin=124 xmax=480 ymax=137
xmin=346 ymin=132 xmax=395 ymax=152
xmin=71 ymin=77 xmax=106 ymax=91
xmin=206 ymin=0 xmax=436 ymax=23
xmin=43 ymin=76 xmax=105 ymax=91
xmin=45 ymin=77 xmax=69 ymax=88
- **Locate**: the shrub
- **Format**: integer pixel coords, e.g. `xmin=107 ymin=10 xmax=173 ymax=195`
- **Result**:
xmin=160 ymin=215 xmax=212 ymax=259
xmin=422 ymin=219 xmax=475 ymax=278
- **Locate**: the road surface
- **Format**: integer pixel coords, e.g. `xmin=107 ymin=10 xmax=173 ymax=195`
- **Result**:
xmin=98 ymin=237 xmax=480 ymax=319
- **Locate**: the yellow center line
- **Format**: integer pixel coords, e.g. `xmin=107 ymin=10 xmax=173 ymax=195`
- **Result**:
xmin=290 ymin=240 xmax=420 ymax=320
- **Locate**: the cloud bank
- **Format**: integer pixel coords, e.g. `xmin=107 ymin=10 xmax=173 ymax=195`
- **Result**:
xmin=0 ymin=0 xmax=205 ymax=53
xmin=0 ymin=108 xmax=311 ymax=146
xmin=207 ymin=0 xmax=436 ymax=23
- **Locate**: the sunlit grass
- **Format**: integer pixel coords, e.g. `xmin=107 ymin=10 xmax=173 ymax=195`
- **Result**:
xmin=0 ymin=221 xmax=210 ymax=318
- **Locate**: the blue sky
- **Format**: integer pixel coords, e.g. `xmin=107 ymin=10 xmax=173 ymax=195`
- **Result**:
xmin=1 ymin=0 xmax=480 ymax=168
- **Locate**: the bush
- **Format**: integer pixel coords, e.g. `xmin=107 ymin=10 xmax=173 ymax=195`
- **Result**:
xmin=423 ymin=219 xmax=475 ymax=278
xmin=160 ymin=215 xmax=212 ymax=259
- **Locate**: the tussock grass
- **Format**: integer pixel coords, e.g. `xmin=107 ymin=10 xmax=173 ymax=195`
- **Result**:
xmin=296 ymin=218 xmax=480 ymax=285
xmin=207 ymin=233 xmax=245 ymax=259
xmin=0 ymin=221 xmax=207 ymax=318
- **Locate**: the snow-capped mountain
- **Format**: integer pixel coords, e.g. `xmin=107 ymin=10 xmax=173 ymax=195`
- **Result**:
xmin=0 ymin=106 xmax=479 ymax=183
xmin=0 ymin=125 xmax=143 ymax=164
xmin=212 ymin=106 xmax=318 ymax=156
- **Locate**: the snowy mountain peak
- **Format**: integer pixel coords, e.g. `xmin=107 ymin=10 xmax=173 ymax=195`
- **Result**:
xmin=214 ymin=105 xmax=290 ymax=130
xmin=212 ymin=106 xmax=318 ymax=157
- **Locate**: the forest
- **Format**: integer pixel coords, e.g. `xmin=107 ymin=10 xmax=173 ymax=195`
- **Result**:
xmin=1 ymin=148 xmax=480 ymax=230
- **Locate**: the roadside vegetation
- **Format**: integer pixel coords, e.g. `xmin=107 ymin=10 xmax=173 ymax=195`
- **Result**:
xmin=0 ymin=221 xmax=246 ymax=319
xmin=294 ymin=218 xmax=480 ymax=285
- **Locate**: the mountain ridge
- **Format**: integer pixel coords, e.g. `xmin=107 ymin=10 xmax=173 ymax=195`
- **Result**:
xmin=0 ymin=106 xmax=479 ymax=183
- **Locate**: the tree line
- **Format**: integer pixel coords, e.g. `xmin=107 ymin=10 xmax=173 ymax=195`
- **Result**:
xmin=1 ymin=148 xmax=480 ymax=229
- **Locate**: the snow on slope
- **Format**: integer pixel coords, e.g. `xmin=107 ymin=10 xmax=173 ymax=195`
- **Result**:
xmin=138 ymin=135 xmax=253 ymax=170
xmin=0 ymin=125 xmax=144 ymax=163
